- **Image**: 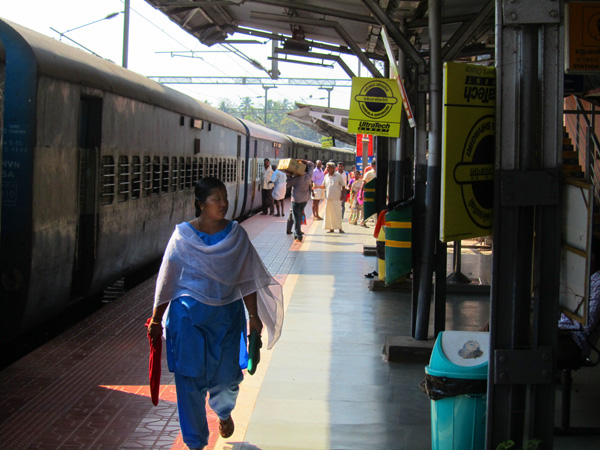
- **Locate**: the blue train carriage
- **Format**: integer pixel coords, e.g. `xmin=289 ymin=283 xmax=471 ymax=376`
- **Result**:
xmin=237 ymin=118 xmax=292 ymax=214
xmin=0 ymin=18 xmax=246 ymax=340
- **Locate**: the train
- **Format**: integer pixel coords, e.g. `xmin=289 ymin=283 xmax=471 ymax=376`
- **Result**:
xmin=0 ymin=18 xmax=355 ymax=342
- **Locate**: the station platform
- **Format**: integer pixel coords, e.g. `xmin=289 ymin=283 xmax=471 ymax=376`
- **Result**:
xmin=0 ymin=199 xmax=598 ymax=449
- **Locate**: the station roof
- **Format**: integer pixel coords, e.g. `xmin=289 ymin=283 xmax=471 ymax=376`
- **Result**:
xmin=143 ymin=1 xmax=497 ymax=139
xmin=142 ymin=0 xmax=496 ymax=72
xmin=288 ymin=103 xmax=355 ymax=145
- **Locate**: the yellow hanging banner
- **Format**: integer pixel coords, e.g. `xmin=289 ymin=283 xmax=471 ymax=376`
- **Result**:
xmin=440 ymin=62 xmax=495 ymax=242
xmin=347 ymin=77 xmax=402 ymax=137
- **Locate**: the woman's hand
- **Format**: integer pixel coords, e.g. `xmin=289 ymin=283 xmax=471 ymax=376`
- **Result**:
xmin=148 ymin=321 xmax=163 ymax=345
xmin=249 ymin=315 xmax=263 ymax=335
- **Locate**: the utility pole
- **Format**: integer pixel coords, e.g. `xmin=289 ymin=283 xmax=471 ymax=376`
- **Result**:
xmin=262 ymin=85 xmax=276 ymax=125
xmin=123 ymin=0 xmax=130 ymax=68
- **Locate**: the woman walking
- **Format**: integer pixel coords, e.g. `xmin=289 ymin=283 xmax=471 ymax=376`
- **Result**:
xmin=147 ymin=177 xmax=284 ymax=450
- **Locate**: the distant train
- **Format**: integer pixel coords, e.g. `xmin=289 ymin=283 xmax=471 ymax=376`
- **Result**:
xmin=0 ymin=19 xmax=354 ymax=341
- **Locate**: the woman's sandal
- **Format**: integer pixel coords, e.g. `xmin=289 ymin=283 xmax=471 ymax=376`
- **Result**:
xmin=219 ymin=415 xmax=235 ymax=438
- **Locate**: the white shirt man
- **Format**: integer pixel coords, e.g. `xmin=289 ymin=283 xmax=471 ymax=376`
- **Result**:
xmin=260 ymin=158 xmax=274 ymax=215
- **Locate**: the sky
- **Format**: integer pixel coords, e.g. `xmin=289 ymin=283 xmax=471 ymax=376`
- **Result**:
xmin=1 ymin=0 xmax=361 ymax=111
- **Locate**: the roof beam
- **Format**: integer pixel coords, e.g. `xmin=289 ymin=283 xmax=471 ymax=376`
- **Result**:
xmin=147 ymin=76 xmax=352 ymax=87
xmin=251 ymin=0 xmax=379 ymax=25
xmin=250 ymin=11 xmax=382 ymax=77
xmin=441 ymin=0 xmax=494 ymax=62
xmin=361 ymin=0 xmax=425 ymax=67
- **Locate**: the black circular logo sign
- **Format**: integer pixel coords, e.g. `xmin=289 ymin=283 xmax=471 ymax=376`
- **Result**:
xmin=354 ymin=80 xmax=398 ymax=120
xmin=453 ymin=115 xmax=495 ymax=229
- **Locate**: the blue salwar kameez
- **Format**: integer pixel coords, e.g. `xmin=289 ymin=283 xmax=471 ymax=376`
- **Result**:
xmin=165 ymin=222 xmax=248 ymax=449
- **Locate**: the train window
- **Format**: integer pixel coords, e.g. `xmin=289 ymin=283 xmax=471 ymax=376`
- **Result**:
xmin=100 ymin=155 xmax=115 ymax=205
xmin=162 ymin=157 xmax=169 ymax=194
xmin=171 ymin=157 xmax=178 ymax=191
xmin=143 ymin=156 xmax=152 ymax=197
xmin=118 ymin=156 xmax=130 ymax=203
xmin=152 ymin=156 xmax=160 ymax=195
xmin=240 ymin=160 xmax=244 ymax=182
xmin=179 ymin=157 xmax=185 ymax=190
xmin=208 ymin=123 xmax=212 ymax=131
xmin=198 ymin=158 xmax=204 ymax=179
xmin=180 ymin=116 xmax=185 ymax=126
xmin=192 ymin=157 xmax=198 ymax=185
xmin=208 ymin=157 xmax=213 ymax=178
xmin=131 ymin=156 xmax=141 ymax=200
xmin=194 ymin=138 xmax=201 ymax=154
xmin=226 ymin=159 xmax=231 ymax=182
xmin=218 ymin=158 xmax=223 ymax=181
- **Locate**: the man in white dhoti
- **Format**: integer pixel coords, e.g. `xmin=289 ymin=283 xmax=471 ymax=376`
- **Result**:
xmin=323 ymin=161 xmax=346 ymax=233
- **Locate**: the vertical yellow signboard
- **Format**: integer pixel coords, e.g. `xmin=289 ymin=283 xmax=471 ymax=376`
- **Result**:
xmin=440 ymin=63 xmax=495 ymax=242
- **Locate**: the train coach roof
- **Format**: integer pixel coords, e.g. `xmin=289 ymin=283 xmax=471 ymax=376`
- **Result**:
xmin=0 ymin=18 xmax=245 ymax=134
xmin=237 ymin=118 xmax=290 ymax=144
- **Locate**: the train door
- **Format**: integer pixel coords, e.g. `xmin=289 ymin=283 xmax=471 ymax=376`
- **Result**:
xmin=232 ymin=134 xmax=241 ymax=217
xmin=248 ymin=140 xmax=258 ymax=211
xmin=71 ymin=96 xmax=101 ymax=299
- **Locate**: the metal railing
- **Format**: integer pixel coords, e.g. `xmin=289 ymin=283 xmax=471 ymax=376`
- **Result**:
xmin=564 ymin=96 xmax=600 ymax=205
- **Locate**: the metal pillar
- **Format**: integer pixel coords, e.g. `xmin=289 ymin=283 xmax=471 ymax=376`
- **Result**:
xmin=414 ymin=0 xmax=442 ymax=340
xmin=488 ymin=1 xmax=563 ymax=447
xmin=411 ymin=66 xmax=429 ymax=337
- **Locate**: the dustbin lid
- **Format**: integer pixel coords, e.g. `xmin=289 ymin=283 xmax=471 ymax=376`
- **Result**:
xmin=425 ymin=331 xmax=489 ymax=380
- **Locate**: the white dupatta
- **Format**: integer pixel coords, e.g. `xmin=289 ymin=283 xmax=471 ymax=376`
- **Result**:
xmin=154 ymin=221 xmax=284 ymax=349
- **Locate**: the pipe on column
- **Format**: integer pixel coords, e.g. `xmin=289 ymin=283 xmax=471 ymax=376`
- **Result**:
xmin=415 ymin=0 xmax=443 ymax=340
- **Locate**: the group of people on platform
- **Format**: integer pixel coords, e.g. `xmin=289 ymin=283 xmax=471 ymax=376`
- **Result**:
xmin=259 ymin=157 xmax=377 ymax=242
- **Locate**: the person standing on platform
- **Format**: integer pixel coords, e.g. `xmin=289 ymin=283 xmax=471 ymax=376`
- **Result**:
xmin=360 ymin=159 xmax=376 ymax=227
xmin=271 ymin=164 xmax=287 ymax=217
xmin=323 ymin=161 xmax=345 ymax=234
xmin=260 ymin=158 xmax=274 ymax=215
xmin=311 ymin=160 xmax=325 ymax=220
xmin=363 ymin=158 xmax=376 ymax=183
xmin=348 ymin=170 xmax=364 ymax=225
xmin=286 ymin=159 xmax=314 ymax=242
xmin=337 ymin=162 xmax=350 ymax=220
xmin=557 ymin=238 xmax=600 ymax=365
xmin=147 ymin=177 xmax=284 ymax=450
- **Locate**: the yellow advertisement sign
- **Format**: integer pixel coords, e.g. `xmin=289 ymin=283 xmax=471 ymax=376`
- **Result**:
xmin=440 ymin=62 xmax=495 ymax=242
xmin=348 ymin=77 xmax=402 ymax=137
xmin=321 ymin=136 xmax=333 ymax=148
xmin=567 ymin=2 xmax=600 ymax=73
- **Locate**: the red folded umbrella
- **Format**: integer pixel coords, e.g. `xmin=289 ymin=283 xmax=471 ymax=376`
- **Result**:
xmin=144 ymin=318 xmax=162 ymax=406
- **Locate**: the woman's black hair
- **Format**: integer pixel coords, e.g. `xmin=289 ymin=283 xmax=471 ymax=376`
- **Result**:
xmin=194 ymin=177 xmax=226 ymax=217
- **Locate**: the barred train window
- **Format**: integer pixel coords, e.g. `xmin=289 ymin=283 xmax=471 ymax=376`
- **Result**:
xmin=143 ymin=156 xmax=152 ymax=197
xmin=171 ymin=157 xmax=178 ymax=191
xmin=187 ymin=157 xmax=193 ymax=188
xmin=100 ymin=155 xmax=115 ymax=205
xmin=152 ymin=156 xmax=160 ymax=195
xmin=118 ymin=156 xmax=130 ymax=203
xmin=179 ymin=157 xmax=185 ymax=190
xmin=198 ymin=157 xmax=204 ymax=179
xmin=162 ymin=157 xmax=169 ymax=194
xmin=218 ymin=158 xmax=223 ymax=181
xmin=131 ymin=156 xmax=141 ymax=200
xmin=240 ymin=160 xmax=245 ymax=182
xmin=191 ymin=158 xmax=198 ymax=187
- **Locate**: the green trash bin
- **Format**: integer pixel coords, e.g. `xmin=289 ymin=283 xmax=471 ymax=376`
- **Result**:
xmin=424 ymin=331 xmax=489 ymax=450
